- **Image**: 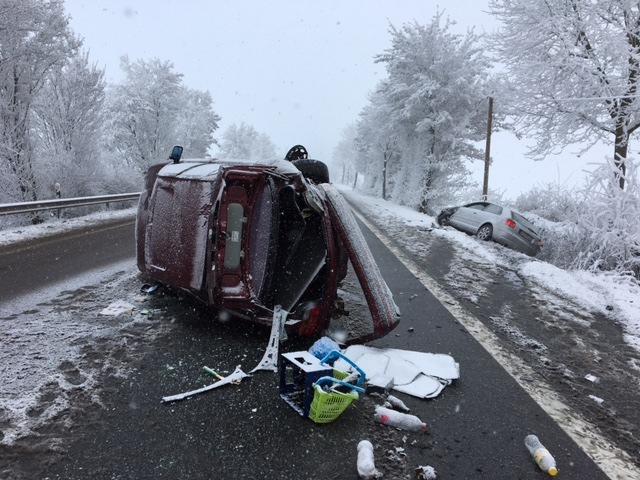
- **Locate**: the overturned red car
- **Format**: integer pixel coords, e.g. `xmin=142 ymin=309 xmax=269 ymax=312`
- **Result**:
xmin=136 ymin=145 xmax=399 ymax=344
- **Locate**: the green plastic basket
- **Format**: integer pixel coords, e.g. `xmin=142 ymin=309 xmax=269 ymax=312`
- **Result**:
xmin=308 ymin=377 xmax=361 ymax=424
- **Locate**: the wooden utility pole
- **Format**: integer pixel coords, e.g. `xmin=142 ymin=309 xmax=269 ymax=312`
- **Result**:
xmin=482 ymin=96 xmax=493 ymax=200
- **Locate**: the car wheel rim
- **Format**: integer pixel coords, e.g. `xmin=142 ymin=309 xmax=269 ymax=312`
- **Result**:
xmin=478 ymin=226 xmax=491 ymax=240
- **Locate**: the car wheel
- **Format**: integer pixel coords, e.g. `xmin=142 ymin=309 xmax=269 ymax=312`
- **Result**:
xmin=437 ymin=212 xmax=451 ymax=226
xmin=292 ymin=159 xmax=330 ymax=184
xmin=476 ymin=224 xmax=493 ymax=241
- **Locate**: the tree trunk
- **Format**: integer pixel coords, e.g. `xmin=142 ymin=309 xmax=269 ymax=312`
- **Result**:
xmin=382 ymin=158 xmax=388 ymax=200
xmin=614 ymin=124 xmax=628 ymax=190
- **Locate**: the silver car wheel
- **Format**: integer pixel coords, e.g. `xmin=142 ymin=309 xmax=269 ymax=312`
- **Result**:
xmin=476 ymin=224 xmax=493 ymax=241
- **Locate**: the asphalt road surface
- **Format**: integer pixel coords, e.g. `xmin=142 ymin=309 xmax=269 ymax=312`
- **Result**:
xmin=1 ymin=212 xmax=634 ymax=479
xmin=0 ymin=217 xmax=136 ymax=305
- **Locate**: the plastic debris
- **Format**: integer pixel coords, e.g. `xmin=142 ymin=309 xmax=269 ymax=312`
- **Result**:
xmin=584 ymin=374 xmax=599 ymax=383
xmin=99 ymin=300 xmax=136 ymax=316
xmin=357 ymin=440 xmax=381 ymax=479
xmin=161 ymin=365 xmax=249 ymax=403
xmin=334 ymin=345 xmax=459 ymax=399
xmin=140 ymin=284 xmax=158 ymax=294
xmin=385 ymin=394 xmax=410 ymax=412
xmin=524 ymin=434 xmax=558 ymax=476
xmin=374 ymin=406 xmax=428 ymax=431
xmin=309 ymin=336 xmax=341 ymax=361
xmin=366 ymin=374 xmax=394 ymax=394
xmin=415 ymin=465 xmax=437 ymax=479
xmin=588 ymin=394 xmax=604 ymax=404
xmin=203 ymin=366 xmax=225 ymax=381
xmin=251 ymin=306 xmax=288 ymax=373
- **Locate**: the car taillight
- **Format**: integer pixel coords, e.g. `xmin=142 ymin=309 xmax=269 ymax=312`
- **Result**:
xmin=297 ymin=304 xmax=323 ymax=336
xmin=505 ymin=218 xmax=517 ymax=228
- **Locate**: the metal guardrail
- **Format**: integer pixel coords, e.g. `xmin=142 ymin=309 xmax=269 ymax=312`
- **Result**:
xmin=0 ymin=192 xmax=141 ymax=216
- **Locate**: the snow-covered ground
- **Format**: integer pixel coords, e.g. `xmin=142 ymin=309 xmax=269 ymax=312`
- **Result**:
xmin=337 ymin=187 xmax=640 ymax=354
xmin=0 ymin=208 xmax=137 ymax=248
xmin=1 ymin=208 xmax=148 ymax=447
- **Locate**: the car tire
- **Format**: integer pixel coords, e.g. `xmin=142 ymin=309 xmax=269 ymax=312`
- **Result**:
xmin=437 ymin=213 xmax=451 ymax=226
xmin=476 ymin=223 xmax=493 ymax=241
xmin=292 ymin=159 xmax=330 ymax=184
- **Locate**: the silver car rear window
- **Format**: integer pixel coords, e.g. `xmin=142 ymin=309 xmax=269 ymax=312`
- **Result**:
xmin=511 ymin=211 xmax=537 ymax=232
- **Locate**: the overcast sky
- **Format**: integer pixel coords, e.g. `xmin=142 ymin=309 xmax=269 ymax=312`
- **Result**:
xmin=63 ymin=0 xmax=605 ymax=199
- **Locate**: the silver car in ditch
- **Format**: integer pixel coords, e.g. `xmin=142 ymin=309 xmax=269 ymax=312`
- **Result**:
xmin=437 ymin=202 xmax=543 ymax=256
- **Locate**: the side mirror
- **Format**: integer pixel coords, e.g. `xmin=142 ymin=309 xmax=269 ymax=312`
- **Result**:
xmin=170 ymin=145 xmax=184 ymax=163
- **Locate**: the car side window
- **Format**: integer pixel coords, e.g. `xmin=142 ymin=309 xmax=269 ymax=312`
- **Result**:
xmin=483 ymin=204 xmax=502 ymax=215
xmin=466 ymin=203 xmax=486 ymax=210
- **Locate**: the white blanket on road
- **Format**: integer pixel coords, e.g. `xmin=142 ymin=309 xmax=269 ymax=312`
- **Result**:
xmin=334 ymin=345 xmax=459 ymax=399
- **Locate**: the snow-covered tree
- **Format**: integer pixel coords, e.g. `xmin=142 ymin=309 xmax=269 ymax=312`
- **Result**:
xmin=356 ymin=95 xmax=401 ymax=197
xmin=355 ymin=15 xmax=492 ymax=213
xmin=218 ymin=122 xmax=277 ymax=160
xmin=173 ymin=87 xmax=220 ymax=157
xmin=31 ymin=51 xmax=107 ymax=198
xmin=0 ymin=0 xmax=80 ymax=203
xmin=331 ymin=123 xmax=361 ymax=187
xmin=489 ymin=0 xmax=640 ymax=191
xmin=106 ymin=56 xmax=220 ymax=172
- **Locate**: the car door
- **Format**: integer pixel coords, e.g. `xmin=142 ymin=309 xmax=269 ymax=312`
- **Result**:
xmin=320 ymin=184 xmax=400 ymax=344
xmin=449 ymin=202 xmax=488 ymax=233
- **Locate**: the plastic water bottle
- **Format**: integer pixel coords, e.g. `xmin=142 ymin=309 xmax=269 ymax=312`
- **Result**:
xmin=384 ymin=394 xmax=410 ymax=412
xmin=525 ymin=434 xmax=558 ymax=476
xmin=374 ymin=406 xmax=428 ymax=431
xmin=356 ymin=440 xmax=381 ymax=479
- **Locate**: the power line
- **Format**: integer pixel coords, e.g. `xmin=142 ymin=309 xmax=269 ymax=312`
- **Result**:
xmin=535 ymin=94 xmax=640 ymax=102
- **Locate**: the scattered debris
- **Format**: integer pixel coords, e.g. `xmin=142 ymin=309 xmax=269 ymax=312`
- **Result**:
xmin=366 ymin=374 xmax=394 ymax=394
xmin=374 ymin=405 xmax=428 ymax=431
xmin=524 ymin=434 xmax=558 ymax=476
xmin=384 ymin=394 xmax=410 ymax=412
xmin=334 ymin=345 xmax=459 ymax=399
xmin=99 ymin=300 xmax=136 ymax=316
xmin=588 ymin=394 xmax=604 ymax=404
xmin=584 ymin=374 xmax=600 ymax=383
xmin=279 ymin=350 xmax=338 ymax=418
xmin=309 ymin=336 xmax=341 ymax=360
xmin=140 ymin=284 xmax=158 ymax=294
xmin=357 ymin=440 xmax=382 ymax=479
xmin=250 ymin=306 xmax=288 ymax=373
xmin=161 ymin=365 xmax=249 ymax=403
xmin=415 ymin=465 xmax=437 ymax=479
xmin=280 ymin=350 xmax=366 ymax=423
xmin=203 ymin=366 xmax=225 ymax=381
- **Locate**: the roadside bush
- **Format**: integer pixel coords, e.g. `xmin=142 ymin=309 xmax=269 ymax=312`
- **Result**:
xmin=516 ymin=159 xmax=640 ymax=279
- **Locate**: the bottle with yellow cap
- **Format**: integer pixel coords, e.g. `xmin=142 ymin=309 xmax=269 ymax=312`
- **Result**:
xmin=525 ymin=434 xmax=558 ymax=476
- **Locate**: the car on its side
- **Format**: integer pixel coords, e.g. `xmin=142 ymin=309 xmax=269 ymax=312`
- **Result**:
xmin=437 ymin=201 xmax=543 ymax=256
xmin=136 ymin=146 xmax=400 ymax=344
